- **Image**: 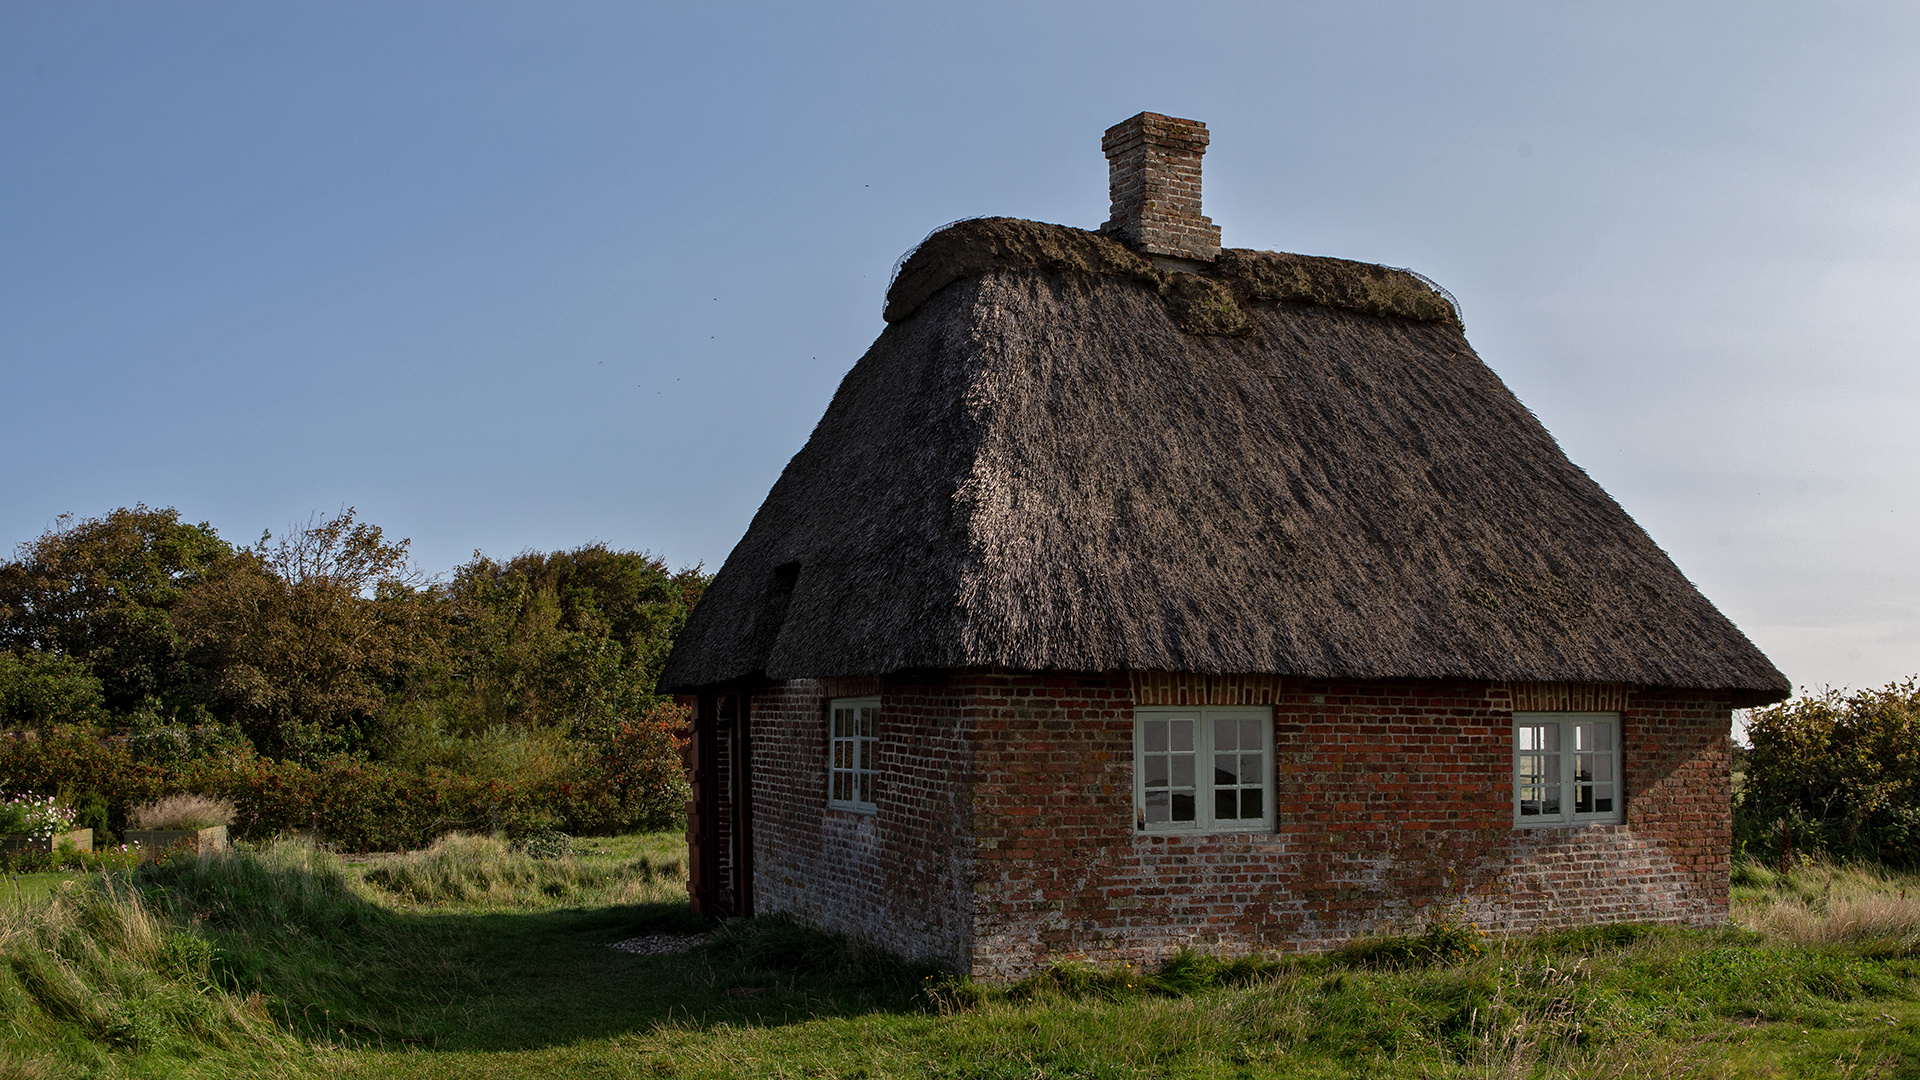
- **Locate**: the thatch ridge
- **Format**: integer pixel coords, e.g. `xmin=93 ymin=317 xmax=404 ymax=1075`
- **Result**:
xmin=664 ymin=224 xmax=1786 ymax=704
xmin=883 ymin=218 xmax=1461 ymax=335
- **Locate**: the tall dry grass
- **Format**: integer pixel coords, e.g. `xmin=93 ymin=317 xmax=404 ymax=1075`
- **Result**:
xmin=357 ymin=831 xmax=684 ymax=908
xmin=0 ymin=872 xmax=293 ymax=1069
xmin=129 ymin=792 xmax=235 ymax=830
xmin=1734 ymin=857 xmax=1920 ymax=950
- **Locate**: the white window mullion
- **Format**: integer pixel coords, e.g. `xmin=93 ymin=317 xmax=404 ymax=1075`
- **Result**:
xmin=828 ymin=696 xmax=879 ymax=813
xmin=1514 ymin=712 xmax=1621 ymax=827
xmin=1136 ymin=706 xmax=1272 ymax=834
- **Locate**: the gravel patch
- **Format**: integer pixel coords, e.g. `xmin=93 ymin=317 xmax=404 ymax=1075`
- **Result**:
xmin=608 ymin=932 xmax=711 ymax=956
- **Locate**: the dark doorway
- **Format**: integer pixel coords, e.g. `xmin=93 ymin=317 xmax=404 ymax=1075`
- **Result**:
xmin=689 ymin=688 xmax=753 ymax=917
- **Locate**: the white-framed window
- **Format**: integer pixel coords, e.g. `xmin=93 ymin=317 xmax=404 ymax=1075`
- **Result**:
xmin=1134 ymin=706 xmax=1274 ymax=833
xmin=828 ymin=696 xmax=879 ymax=813
xmin=1513 ymin=711 xmax=1623 ymax=827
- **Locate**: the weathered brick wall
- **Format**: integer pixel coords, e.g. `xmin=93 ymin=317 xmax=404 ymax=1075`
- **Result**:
xmin=964 ymin=673 xmax=1733 ymax=980
xmin=748 ymin=675 xmax=977 ymax=968
xmin=1100 ymin=112 xmax=1222 ymax=262
xmin=743 ymin=669 xmax=1732 ymax=979
xmin=1493 ymin=686 xmax=1732 ymax=929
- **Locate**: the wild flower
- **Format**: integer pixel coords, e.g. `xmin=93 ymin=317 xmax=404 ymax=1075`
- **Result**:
xmin=0 ymin=794 xmax=78 ymax=841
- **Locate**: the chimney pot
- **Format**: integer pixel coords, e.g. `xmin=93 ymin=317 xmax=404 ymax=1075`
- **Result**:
xmin=1100 ymin=112 xmax=1222 ymax=262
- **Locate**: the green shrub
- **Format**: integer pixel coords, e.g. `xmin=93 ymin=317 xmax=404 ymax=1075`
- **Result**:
xmin=1739 ymin=678 xmax=1920 ymax=865
xmin=0 ymin=649 xmax=108 ymax=731
xmin=554 ymin=701 xmax=690 ymax=835
xmin=0 ymin=725 xmax=684 ymax=852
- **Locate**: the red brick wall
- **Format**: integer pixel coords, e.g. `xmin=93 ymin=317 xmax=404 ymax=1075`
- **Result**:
xmin=748 ymin=675 xmax=977 ymax=968
xmin=963 ymin=673 xmax=1732 ymax=979
xmin=744 ymin=670 xmax=1733 ymax=980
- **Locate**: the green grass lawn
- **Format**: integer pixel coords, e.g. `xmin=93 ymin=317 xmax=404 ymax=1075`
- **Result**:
xmin=8 ymin=838 xmax=1920 ymax=1078
xmin=3 ymin=870 xmax=74 ymax=908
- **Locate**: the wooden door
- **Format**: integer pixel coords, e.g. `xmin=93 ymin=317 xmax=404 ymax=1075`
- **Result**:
xmin=688 ymin=688 xmax=753 ymax=917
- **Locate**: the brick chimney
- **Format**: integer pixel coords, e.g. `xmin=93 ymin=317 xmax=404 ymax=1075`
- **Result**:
xmin=1100 ymin=112 xmax=1222 ymax=263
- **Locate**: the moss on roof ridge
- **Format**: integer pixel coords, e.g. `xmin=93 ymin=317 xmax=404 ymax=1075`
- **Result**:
xmin=883 ymin=217 xmax=1460 ymax=334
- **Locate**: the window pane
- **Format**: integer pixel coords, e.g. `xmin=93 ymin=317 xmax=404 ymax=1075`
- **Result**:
xmin=832 ymin=709 xmax=848 ymax=738
xmin=1215 ymin=717 xmax=1238 ymax=751
xmin=1517 ymin=752 xmax=1555 ymax=787
xmin=1577 ymin=722 xmax=1611 ymax=752
xmin=1518 ymin=723 xmax=1560 ymax=753
xmin=1145 ymin=756 xmax=1169 ymax=788
xmin=1139 ymin=709 xmax=1271 ymax=831
xmin=833 ymin=773 xmax=849 ymax=801
xmin=1590 ymin=755 xmax=1613 ymax=782
xmin=1170 ymin=720 xmax=1194 ymax=753
xmin=1575 ymin=782 xmax=1594 ymax=814
xmin=860 ymin=706 xmax=878 ymax=737
xmin=858 ymin=773 xmax=872 ymax=805
xmin=833 ymin=741 xmax=851 ymax=768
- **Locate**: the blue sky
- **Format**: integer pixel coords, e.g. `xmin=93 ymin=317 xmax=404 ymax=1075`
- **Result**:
xmin=3 ymin=2 xmax=1917 ymax=695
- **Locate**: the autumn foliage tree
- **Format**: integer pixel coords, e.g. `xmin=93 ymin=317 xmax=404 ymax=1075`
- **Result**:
xmin=0 ymin=505 xmax=706 ymax=839
xmin=171 ymin=509 xmax=446 ymax=760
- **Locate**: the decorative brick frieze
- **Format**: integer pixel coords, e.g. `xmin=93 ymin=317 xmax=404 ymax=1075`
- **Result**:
xmin=821 ymin=677 xmax=883 ymax=699
xmin=1100 ymin=112 xmax=1223 ymax=262
xmin=1503 ymin=681 xmax=1635 ymax=712
xmin=1128 ymin=671 xmax=1281 ymax=706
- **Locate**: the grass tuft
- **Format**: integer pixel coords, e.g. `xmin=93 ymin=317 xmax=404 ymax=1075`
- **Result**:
xmin=358 ymin=831 xmax=681 ymax=909
xmin=130 ymin=793 xmax=236 ymax=830
xmin=13 ymin=841 xmax=1920 ymax=1078
xmin=0 ymin=871 xmax=295 ymax=1073
xmin=1735 ymin=856 xmax=1920 ymax=952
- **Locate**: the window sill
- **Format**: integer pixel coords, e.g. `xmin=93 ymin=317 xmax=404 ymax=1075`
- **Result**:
xmin=1513 ymin=818 xmax=1624 ymax=830
xmin=1136 ymin=825 xmax=1275 ymax=837
xmin=827 ymin=803 xmax=878 ymax=817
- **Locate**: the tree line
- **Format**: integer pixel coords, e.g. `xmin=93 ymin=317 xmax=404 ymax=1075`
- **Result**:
xmin=0 ymin=505 xmax=707 ymax=846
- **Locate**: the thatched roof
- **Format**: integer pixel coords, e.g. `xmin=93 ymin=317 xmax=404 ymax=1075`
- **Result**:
xmin=661 ymin=218 xmax=1787 ymax=705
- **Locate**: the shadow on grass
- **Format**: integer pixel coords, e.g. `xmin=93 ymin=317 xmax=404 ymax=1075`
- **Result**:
xmin=138 ymin=843 xmax=940 ymax=1054
xmin=125 ymin=842 xmax=1920 ymax=1065
xmin=401 ymin=905 xmax=943 ymax=1052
